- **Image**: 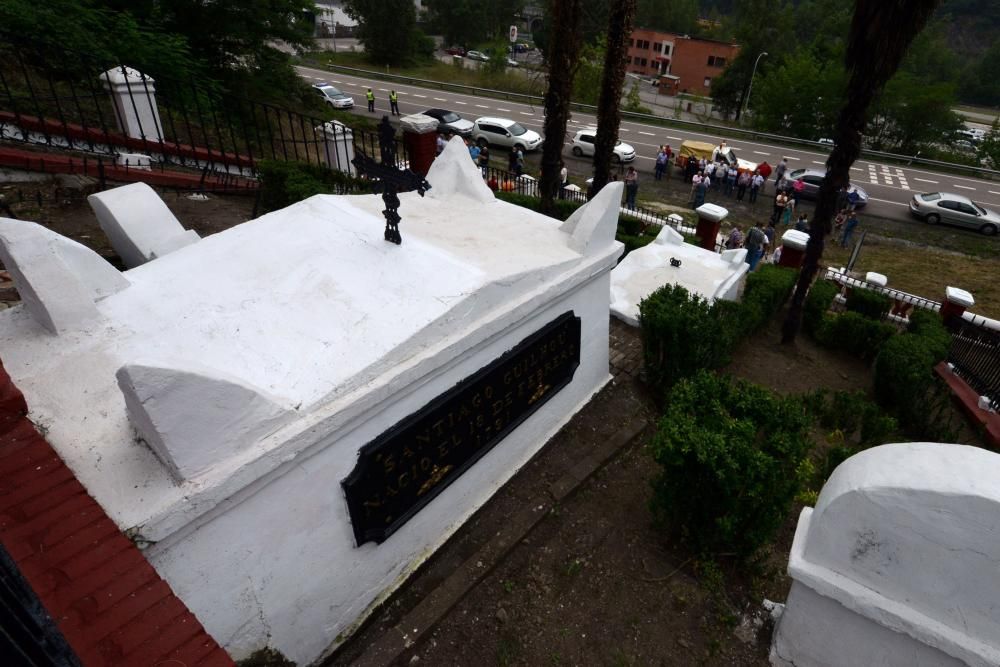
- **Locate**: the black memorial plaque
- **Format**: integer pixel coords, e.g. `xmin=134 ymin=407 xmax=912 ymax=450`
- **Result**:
xmin=342 ymin=311 xmax=582 ymax=545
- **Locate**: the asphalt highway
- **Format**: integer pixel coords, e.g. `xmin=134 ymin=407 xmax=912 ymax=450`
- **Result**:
xmin=297 ymin=65 xmax=1000 ymax=224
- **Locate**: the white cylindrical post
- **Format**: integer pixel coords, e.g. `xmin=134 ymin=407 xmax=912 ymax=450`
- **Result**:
xmin=315 ymin=121 xmax=356 ymax=176
xmin=101 ymin=67 xmax=164 ymax=143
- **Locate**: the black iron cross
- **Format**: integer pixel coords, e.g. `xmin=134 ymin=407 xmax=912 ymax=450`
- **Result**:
xmin=351 ymin=116 xmax=431 ymax=245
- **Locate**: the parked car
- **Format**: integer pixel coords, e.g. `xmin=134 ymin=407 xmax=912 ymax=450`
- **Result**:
xmin=465 ymin=50 xmax=490 ymax=62
xmin=506 ymin=58 xmax=519 ymax=68
xmin=817 ymin=137 xmax=835 ymax=146
xmin=785 ymin=168 xmax=869 ymax=209
xmin=909 ymin=192 xmax=1000 ymax=235
xmin=312 ymin=83 xmax=354 ymax=109
xmin=570 ymin=127 xmax=636 ymax=163
xmin=422 ymin=108 xmax=474 ymax=137
xmin=472 ymin=117 xmax=543 ymax=152
xmin=443 ymin=45 xmax=466 ymax=56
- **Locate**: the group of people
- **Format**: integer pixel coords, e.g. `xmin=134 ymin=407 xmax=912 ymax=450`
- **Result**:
xmin=365 ymin=88 xmax=400 ymax=116
xmin=681 ymin=155 xmax=768 ymax=209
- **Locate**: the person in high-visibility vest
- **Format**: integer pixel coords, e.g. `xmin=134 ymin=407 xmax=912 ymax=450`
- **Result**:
xmin=389 ymin=90 xmax=399 ymax=116
xmin=366 ymin=88 xmax=375 ymax=112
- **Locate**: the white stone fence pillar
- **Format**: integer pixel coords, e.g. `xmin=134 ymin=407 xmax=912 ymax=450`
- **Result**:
xmin=101 ymin=66 xmax=164 ymax=143
xmin=314 ymin=121 xmax=356 ymax=176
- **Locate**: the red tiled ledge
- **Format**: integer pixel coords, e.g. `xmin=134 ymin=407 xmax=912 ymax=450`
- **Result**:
xmin=0 ymin=358 xmax=234 ymax=667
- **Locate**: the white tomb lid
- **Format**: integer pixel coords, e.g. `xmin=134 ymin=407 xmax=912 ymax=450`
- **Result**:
xmin=0 ymin=140 xmax=623 ymax=538
xmin=781 ymin=228 xmax=810 ymax=251
xmin=865 ymin=271 xmax=888 ymax=287
xmin=694 ymin=203 xmax=728 ymax=223
xmin=945 ymin=286 xmax=974 ymax=308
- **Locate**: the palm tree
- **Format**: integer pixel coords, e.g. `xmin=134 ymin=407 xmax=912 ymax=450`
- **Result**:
xmin=539 ymin=0 xmax=584 ymax=215
xmin=781 ymin=0 xmax=942 ymax=343
xmin=589 ymin=0 xmax=636 ymax=196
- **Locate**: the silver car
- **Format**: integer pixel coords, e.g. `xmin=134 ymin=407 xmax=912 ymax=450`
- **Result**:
xmin=909 ymin=192 xmax=1000 ymax=236
xmin=786 ymin=168 xmax=868 ymax=209
xmin=312 ymin=83 xmax=354 ymax=109
xmin=570 ymin=128 xmax=636 ymax=163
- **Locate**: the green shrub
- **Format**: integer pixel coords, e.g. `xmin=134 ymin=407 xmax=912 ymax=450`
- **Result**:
xmin=803 ymin=280 xmax=839 ymax=336
xmin=845 ymin=288 xmax=892 ymax=320
xmin=802 ymin=389 xmax=898 ymax=447
xmin=907 ymin=309 xmax=951 ymax=360
xmin=618 ymin=213 xmax=644 ymax=236
xmin=873 ymin=312 xmax=956 ymax=441
xmin=650 ymin=371 xmax=813 ymax=559
xmin=814 ymin=312 xmax=898 ymax=362
xmin=257 ymin=160 xmax=367 ymax=213
xmin=738 ymin=265 xmax=798 ymax=336
xmin=640 ymin=285 xmax=734 ymax=395
xmin=494 ymin=191 xmax=584 ymax=221
xmin=617 ymin=232 xmax=655 ymax=254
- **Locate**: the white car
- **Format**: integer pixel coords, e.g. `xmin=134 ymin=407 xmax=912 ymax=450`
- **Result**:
xmin=312 ymin=83 xmax=354 ymax=109
xmin=472 ymin=117 xmax=543 ymax=152
xmin=570 ymin=128 xmax=636 ymax=163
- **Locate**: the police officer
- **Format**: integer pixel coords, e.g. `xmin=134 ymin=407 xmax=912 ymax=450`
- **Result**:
xmin=366 ymin=88 xmax=375 ymax=113
xmin=389 ymin=90 xmax=399 ymax=116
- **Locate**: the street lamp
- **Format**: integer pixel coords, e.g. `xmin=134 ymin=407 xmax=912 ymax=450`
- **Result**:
xmin=742 ymin=51 xmax=768 ymax=123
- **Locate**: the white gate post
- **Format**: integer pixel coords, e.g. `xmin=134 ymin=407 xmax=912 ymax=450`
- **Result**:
xmin=315 ymin=121 xmax=356 ymax=176
xmin=101 ymin=66 xmax=164 ymax=143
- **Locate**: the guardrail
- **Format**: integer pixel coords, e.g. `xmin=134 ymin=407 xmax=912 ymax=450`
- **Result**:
xmin=309 ymin=62 xmax=1000 ymax=181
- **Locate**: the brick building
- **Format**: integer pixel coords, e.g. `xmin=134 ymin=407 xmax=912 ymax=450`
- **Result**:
xmin=625 ymin=28 xmax=740 ymax=97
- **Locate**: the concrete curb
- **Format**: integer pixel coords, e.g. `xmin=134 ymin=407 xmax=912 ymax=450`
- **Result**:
xmin=348 ymin=411 xmax=650 ymax=667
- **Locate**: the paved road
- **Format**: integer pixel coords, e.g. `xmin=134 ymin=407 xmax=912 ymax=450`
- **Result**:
xmin=297 ymin=65 xmax=1000 ymax=224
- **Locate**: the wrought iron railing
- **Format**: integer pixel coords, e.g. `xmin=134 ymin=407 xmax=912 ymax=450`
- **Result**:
xmin=948 ymin=320 xmax=1000 ymax=411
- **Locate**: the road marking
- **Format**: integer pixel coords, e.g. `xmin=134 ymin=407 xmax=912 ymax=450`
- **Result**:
xmin=412 ymin=94 xmax=426 ymax=98
xmin=454 ymin=101 xmax=467 ymax=105
xmin=378 ymin=88 xmax=389 ymax=92
xmin=497 ymin=108 xmax=511 ymax=112
xmin=667 ymin=135 xmax=682 ymax=141
xmin=619 ymin=128 xmax=630 ymax=132
xmin=868 ymin=197 xmax=907 ymax=207
xmin=812 ymin=161 xmax=826 ymax=165
xmin=639 ymin=131 xmax=655 ymax=136
xmin=520 ymin=112 xmax=534 ymax=116
xmin=475 ymin=104 xmax=489 ymax=108
xmin=850 ymin=167 xmax=862 ymax=171
xmin=868 ymin=164 xmax=879 ymax=184
xmin=753 ymin=151 xmax=770 ymax=156
xmin=990 ymin=190 xmax=1000 ymax=195
xmin=914 ymin=177 xmax=938 ymax=184
xmin=433 ymin=97 xmax=447 ymax=102
xmin=953 ymin=184 xmax=976 ymax=190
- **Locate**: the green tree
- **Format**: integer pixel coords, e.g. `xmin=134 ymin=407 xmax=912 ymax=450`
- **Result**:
xmin=750 ymin=50 xmax=845 ymax=138
xmin=425 ymin=0 xmax=525 ymax=47
xmin=978 ymin=119 xmax=1000 ymax=169
xmin=344 ymin=0 xmax=433 ymax=66
xmin=782 ymin=0 xmax=943 ymax=343
xmin=866 ymin=74 xmax=962 ymax=153
xmin=634 ymin=0 xmax=698 ymax=34
xmin=572 ymin=39 xmax=606 ymax=106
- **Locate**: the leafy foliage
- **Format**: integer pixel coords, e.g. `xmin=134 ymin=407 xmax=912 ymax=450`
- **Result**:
xmin=424 ymin=0 xmax=526 ymax=47
xmin=650 ymin=371 xmax=813 ymax=559
xmin=256 ymin=160 xmax=368 ymax=213
xmin=343 ymin=0 xmax=434 ymax=66
xmin=803 ymin=280 xmax=840 ymax=336
xmin=814 ymin=312 xmax=898 ymax=361
xmin=845 ymin=287 xmax=892 ymax=321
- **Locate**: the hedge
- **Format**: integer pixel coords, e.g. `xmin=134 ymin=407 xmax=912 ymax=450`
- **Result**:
xmin=845 ymin=287 xmax=892 ymax=321
xmin=814 ymin=311 xmax=898 ymax=362
xmin=640 ymin=266 xmax=797 ymax=397
xmin=256 ymin=160 xmax=369 ymax=213
xmin=650 ymin=371 xmax=813 ymax=559
xmin=803 ymin=280 xmax=840 ymax=336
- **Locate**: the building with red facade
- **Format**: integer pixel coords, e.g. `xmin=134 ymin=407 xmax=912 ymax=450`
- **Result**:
xmin=625 ymin=28 xmax=740 ymax=97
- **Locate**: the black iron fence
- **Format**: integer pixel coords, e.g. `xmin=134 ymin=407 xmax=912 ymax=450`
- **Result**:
xmin=948 ymin=320 xmax=1000 ymax=412
xmin=0 ymin=37 xmax=407 ymax=190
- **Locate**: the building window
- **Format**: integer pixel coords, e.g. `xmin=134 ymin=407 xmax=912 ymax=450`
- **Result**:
xmin=707 ymin=56 xmax=727 ymax=68
xmin=643 ymin=40 xmax=651 ymax=49
xmin=704 ymin=77 xmax=712 ymax=88
xmin=664 ymin=44 xmax=672 ymax=56
xmin=653 ymin=43 xmax=662 ymax=53
xmin=640 ymin=58 xmax=647 ymax=67
xmin=629 ymin=38 xmax=634 ymax=47
xmin=626 ymin=56 xmax=632 ymax=64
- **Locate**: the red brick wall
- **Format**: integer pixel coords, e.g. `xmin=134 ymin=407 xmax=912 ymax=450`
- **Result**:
xmin=626 ymin=28 xmax=739 ymax=96
xmin=0 ymin=359 xmax=234 ymax=667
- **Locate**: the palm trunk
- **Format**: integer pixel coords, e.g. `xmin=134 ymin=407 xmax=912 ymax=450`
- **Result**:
xmin=539 ymin=0 xmax=584 ymax=215
xmin=588 ymin=0 xmax=636 ymax=197
xmin=781 ymin=0 xmax=941 ymax=343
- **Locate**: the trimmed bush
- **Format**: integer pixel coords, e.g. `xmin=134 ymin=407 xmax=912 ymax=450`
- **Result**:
xmin=640 ymin=285 xmax=733 ymax=394
xmin=845 ymin=287 xmax=892 ymax=320
xmin=257 ymin=160 xmax=367 ymax=213
xmin=650 ymin=371 xmax=813 ymax=559
xmin=494 ymin=191 xmax=582 ymax=221
xmin=802 ymin=389 xmax=898 ymax=447
xmin=814 ymin=311 xmax=898 ymax=362
xmin=738 ymin=265 xmax=798 ymax=336
xmin=907 ymin=309 xmax=951 ymax=360
xmin=803 ymin=280 xmax=839 ymax=336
